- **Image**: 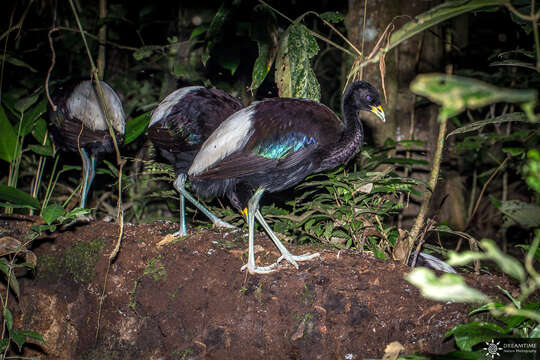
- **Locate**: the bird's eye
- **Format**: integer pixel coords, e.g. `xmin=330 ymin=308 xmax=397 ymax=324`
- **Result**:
xmin=365 ymin=95 xmax=372 ymax=102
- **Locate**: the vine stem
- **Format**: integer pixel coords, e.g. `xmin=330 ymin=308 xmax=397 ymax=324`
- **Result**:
xmin=404 ymin=112 xmax=448 ymax=262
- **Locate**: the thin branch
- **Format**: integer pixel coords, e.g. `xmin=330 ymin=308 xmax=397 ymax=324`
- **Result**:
xmin=469 ymin=156 xmax=510 ymax=221
xmin=503 ymin=0 xmax=540 ymax=21
xmin=0 ymin=0 xmax=34 ymax=42
xmin=257 ymin=0 xmax=357 ymax=57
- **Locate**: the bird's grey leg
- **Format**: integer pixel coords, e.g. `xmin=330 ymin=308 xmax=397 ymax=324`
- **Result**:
xmin=79 ymin=148 xmax=96 ymax=209
xmin=173 ymin=174 xmax=234 ymax=236
xmin=241 ymin=187 xmax=278 ymax=274
xmin=254 ymin=209 xmax=320 ymax=268
xmin=173 ymin=185 xmax=188 ymax=237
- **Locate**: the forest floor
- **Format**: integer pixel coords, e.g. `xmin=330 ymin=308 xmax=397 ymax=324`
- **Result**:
xmin=0 ymin=215 xmax=515 ymax=360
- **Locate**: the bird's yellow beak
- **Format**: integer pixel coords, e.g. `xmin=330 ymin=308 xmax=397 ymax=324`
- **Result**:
xmin=370 ymin=105 xmax=386 ymax=123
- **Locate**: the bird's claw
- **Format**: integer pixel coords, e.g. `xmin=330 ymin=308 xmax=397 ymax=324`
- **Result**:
xmin=241 ymin=262 xmax=278 ymax=274
xmin=276 ymin=252 xmax=321 ymax=269
xmin=240 ymin=252 xmax=320 ymax=274
xmin=213 ymin=219 xmax=236 ymax=229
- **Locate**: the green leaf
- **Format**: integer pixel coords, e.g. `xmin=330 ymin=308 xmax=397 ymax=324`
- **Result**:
xmin=0 ymin=105 xmax=17 ymax=163
xmin=530 ymin=324 xmax=540 ymax=338
xmin=19 ymin=98 xmax=47 ymax=136
xmin=469 ymin=302 xmax=505 ymax=316
xmin=32 ymin=117 xmax=50 ymax=144
xmin=275 ymin=22 xmax=320 ymax=101
xmin=207 ymin=4 xmax=229 ymax=40
xmin=11 ymin=329 xmax=27 ymax=351
xmin=124 ymin=111 xmax=151 ymax=145
xmin=0 ymin=338 xmax=8 ymax=352
xmin=0 ymin=55 xmax=37 ymax=72
xmin=19 ymin=330 xmax=46 ymax=345
xmin=250 ymin=41 xmax=273 ymax=93
xmin=133 ymin=46 xmax=154 ymax=61
xmin=502 ymin=147 xmax=525 ymax=156
xmin=517 ymin=244 xmax=540 ymax=263
xmin=359 ymin=0 xmax=501 ymax=69
xmin=410 ymin=74 xmax=537 ymax=119
xmin=320 ymin=11 xmax=344 ymax=23
xmin=524 ymin=149 xmax=540 ymax=193
xmin=447 ymin=112 xmax=527 ymax=137
xmin=0 ymin=186 xmax=40 ymax=209
xmin=203 ymin=4 xmax=230 ymax=66
xmin=28 ymin=144 xmax=54 ymax=156
xmin=405 ymin=268 xmax=489 ymax=303
xmin=14 ymin=93 xmax=39 ymax=114
xmin=189 ymin=25 xmax=207 ymax=40
xmin=4 ymin=307 xmax=13 ymax=331
xmin=481 ymin=239 xmax=526 ymax=282
xmin=497 ymin=200 xmax=540 ymax=229
xmin=0 ymin=259 xmax=19 ymax=298
xmin=445 ymin=321 xmax=509 ymax=351
xmin=220 ymin=55 xmax=240 ymax=76
xmin=42 ymin=204 xmax=66 ymax=225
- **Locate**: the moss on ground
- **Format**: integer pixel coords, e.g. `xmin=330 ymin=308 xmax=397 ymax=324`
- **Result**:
xmin=38 ymin=238 xmax=105 ymax=283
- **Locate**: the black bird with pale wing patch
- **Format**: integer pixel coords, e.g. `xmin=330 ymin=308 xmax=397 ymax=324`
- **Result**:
xmin=48 ymin=79 xmax=125 ymax=209
xmin=188 ymin=81 xmax=386 ymax=274
xmin=147 ymin=86 xmax=243 ymax=237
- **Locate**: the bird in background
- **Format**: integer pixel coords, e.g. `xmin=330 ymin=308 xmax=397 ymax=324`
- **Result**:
xmin=147 ymin=86 xmax=243 ymax=238
xmin=188 ymin=81 xmax=386 ymax=274
xmin=48 ymin=79 xmax=125 ymax=209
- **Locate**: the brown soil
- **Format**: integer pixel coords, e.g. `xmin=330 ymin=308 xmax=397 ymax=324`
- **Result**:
xmin=0 ymin=215 xmax=514 ymax=359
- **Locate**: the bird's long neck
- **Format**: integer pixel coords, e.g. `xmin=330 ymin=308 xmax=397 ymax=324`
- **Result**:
xmin=320 ymin=100 xmax=364 ymax=171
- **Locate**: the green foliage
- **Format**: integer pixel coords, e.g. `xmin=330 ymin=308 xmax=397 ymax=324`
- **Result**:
xmin=524 ymin=149 xmax=540 ymax=193
xmin=408 ymin=231 xmax=540 ymax=353
xmin=411 ymin=74 xmax=537 ymax=120
xmin=0 ymin=186 xmax=40 ymax=210
xmin=405 ymin=268 xmax=489 ymax=303
xmin=360 ymin=0 xmax=502 ymax=68
xmin=275 ymin=23 xmax=320 ymax=101
xmin=255 ymin=143 xmax=422 ymax=256
xmin=0 ymin=106 xmax=17 ymax=163
xmin=124 ymin=111 xmax=151 ymax=145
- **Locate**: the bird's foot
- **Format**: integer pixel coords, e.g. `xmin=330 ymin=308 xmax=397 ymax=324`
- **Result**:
xmin=276 ymin=252 xmax=321 ymax=269
xmin=241 ymin=262 xmax=278 ymax=274
xmin=157 ymin=230 xmax=187 ymax=247
xmin=212 ymin=218 xmax=236 ymax=229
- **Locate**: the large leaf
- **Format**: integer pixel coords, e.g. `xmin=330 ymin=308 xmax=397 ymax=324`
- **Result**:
xmin=124 ymin=111 xmax=151 ymax=145
xmin=359 ymin=0 xmax=501 ymax=69
xmin=496 ymin=200 xmax=540 ymax=229
xmin=405 ymin=268 xmax=489 ymax=303
xmin=0 ymin=105 xmax=17 ymax=163
xmin=42 ymin=204 xmax=66 ymax=225
xmin=0 ymin=55 xmax=37 ymax=72
xmin=0 ymin=186 xmax=40 ymax=209
xmin=249 ymin=6 xmax=278 ymax=94
xmin=447 ymin=112 xmax=527 ymax=137
xmin=202 ymin=3 xmax=230 ymax=66
xmin=410 ymin=74 xmax=538 ymax=119
xmin=275 ymin=22 xmax=320 ymax=101
xmin=448 ymin=239 xmax=526 ymax=282
xmin=18 ymin=98 xmax=47 ymax=137
xmin=445 ymin=322 xmax=509 ymax=351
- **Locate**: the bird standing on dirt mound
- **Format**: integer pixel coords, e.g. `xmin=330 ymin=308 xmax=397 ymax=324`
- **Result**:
xmin=148 ymin=86 xmax=243 ymax=238
xmin=188 ymin=81 xmax=386 ymax=274
xmin=48 ymin=79 xmax=125 ymax=209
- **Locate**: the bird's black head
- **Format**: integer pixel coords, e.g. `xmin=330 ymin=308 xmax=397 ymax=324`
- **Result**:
xmin=343 ymin=81 xmax=386 ymax=122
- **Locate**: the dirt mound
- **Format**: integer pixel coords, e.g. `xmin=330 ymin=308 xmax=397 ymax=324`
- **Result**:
xmin=0 ymin=216 xmax=513 ymax=359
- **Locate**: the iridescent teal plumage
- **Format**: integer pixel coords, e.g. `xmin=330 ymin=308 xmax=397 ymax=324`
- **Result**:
xmin=253 ymin=133 xmax=316 ymax=159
